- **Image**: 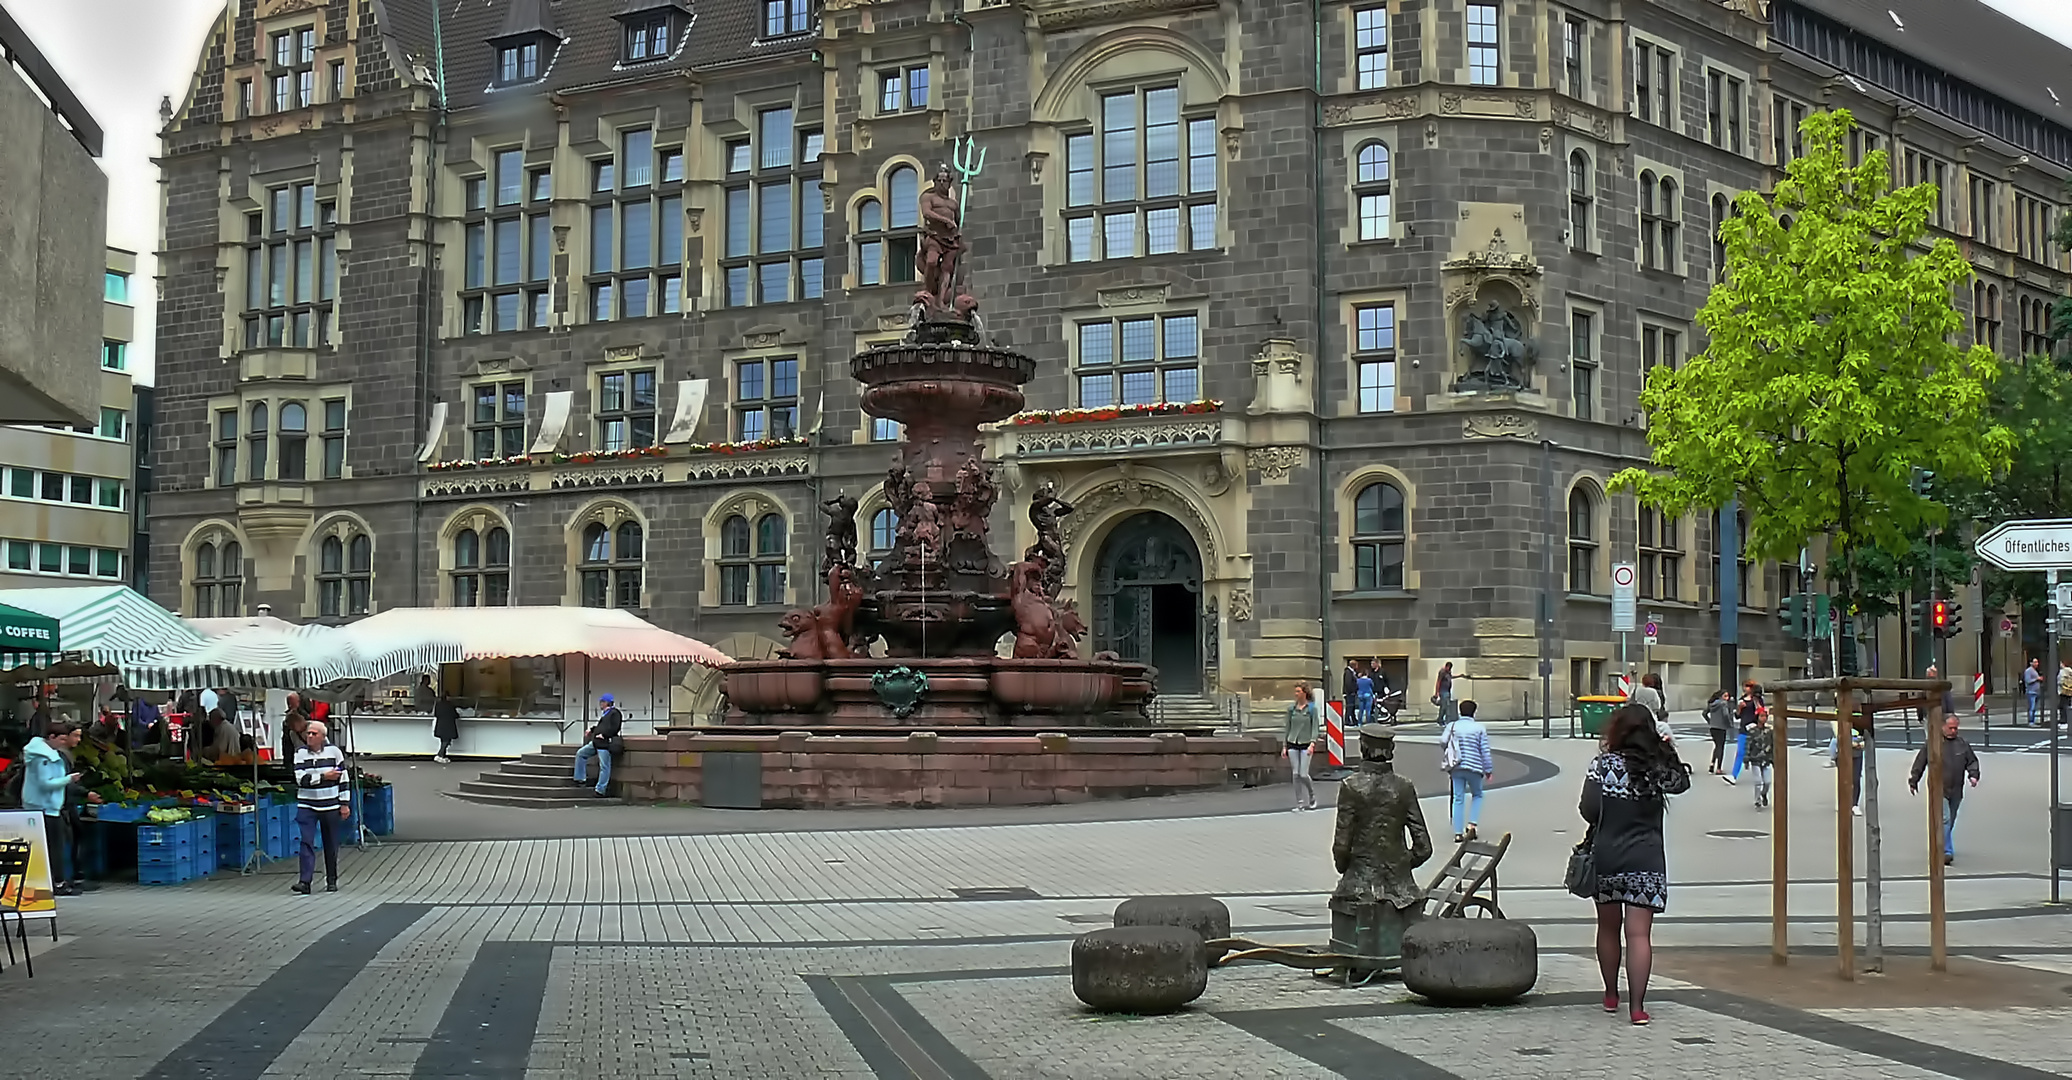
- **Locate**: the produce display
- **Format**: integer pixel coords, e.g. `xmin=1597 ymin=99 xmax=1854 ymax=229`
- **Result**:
xmin=143 ymin=807 xmax=196 ymax=824
xmin=73 ymin=737 xmax=289 ymax=811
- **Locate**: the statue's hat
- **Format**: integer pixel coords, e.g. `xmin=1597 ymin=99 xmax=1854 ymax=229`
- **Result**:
xmin=1354 ymin=723 xmax=1396 ymax=739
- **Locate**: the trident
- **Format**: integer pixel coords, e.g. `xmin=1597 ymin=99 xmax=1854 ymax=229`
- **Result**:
xmin=951 ymin=135 xmax=985 ymax=226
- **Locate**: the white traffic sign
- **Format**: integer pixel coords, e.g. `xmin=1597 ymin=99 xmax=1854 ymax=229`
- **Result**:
xmin=1975 ymin=519 xmax=2072 ymax=571
xmin=1612 ymin=563 xmax=1637 ymax=631
xmin=2057 ymin=583 xmax=2072 ymax=611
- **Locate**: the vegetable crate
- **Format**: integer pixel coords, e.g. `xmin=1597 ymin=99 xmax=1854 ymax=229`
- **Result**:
xmin=137 ymin=821 xmax=201 ymax=885
xmin=360 ymin=786 xmax=394 ymax=836
xmin=260 ymin=803 xmax=294 ymax=859
xmin=137 ymin=854 xmax=200 ymax=886
xmin=95 ymin=804 xmax=150 ymax=823
xmin=217 ymin=811 xmax=259 ymax=869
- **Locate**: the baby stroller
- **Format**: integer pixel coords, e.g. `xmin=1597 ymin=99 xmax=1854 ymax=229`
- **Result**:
xmin=1370 ymin=688 xmax=1406 ymax=725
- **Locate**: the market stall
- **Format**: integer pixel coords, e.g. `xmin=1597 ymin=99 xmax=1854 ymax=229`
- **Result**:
xmin=0 ymin=586 xmax=204 ymax=737
xmin=333 ymin=606 xmax=729 ymax=758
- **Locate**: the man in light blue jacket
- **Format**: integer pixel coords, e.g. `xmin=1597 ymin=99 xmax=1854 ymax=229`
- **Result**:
xmin=22 ymin=721 xmax=82 ymax=894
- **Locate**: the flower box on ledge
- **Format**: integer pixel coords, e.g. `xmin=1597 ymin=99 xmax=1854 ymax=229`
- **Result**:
xmin=426 ymin=454 xmax=534 ymax=473
xmin=551 ymin=446 xmax=670 ymax=465
xmin=1003 ymin=399 xmax=1222 ymax=427
xmin=678 ymin=436 xmax=810 ymax=456
xmin=997 ymin=400 xmax=1226 ymax=459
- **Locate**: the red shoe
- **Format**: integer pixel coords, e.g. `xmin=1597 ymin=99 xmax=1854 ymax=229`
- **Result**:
xmin=1630 ymin=1008 xmax=1651 ymax=1026
xmin=1603 ymin=993 xmax=1619 ymax=1013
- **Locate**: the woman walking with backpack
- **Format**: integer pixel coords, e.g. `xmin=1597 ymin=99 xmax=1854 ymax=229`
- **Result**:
xmin=1577 ymin=703 xmax=1691 ymax=1026
xmin=1442 ymin=700 xmax=1494 ymax=842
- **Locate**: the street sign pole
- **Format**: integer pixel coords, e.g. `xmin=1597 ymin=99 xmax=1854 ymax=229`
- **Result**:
xmin=1975 ymin=520 xmax=2072 ymax=904
xmin=1613 ymin=563 xmax=1637 ymax=697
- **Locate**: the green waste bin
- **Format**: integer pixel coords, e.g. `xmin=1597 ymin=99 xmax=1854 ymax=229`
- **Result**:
xmin=1575 ymin=695 xmax=1625 ymax=737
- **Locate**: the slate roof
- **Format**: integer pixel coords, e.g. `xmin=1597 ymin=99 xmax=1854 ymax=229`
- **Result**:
xmin=1781 ymin=0 xmax=2072 ymax=130
xmin=378 ymin=0 xmax=812 ymax=111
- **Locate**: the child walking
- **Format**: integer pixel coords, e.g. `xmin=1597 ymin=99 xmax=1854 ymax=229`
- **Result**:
xmin=1743 ymin=708 xmax=1774 ymax=809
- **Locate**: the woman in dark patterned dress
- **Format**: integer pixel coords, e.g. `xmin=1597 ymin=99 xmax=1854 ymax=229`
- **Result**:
xmin=1580 ymin=703 xmax=1691 ymax=1026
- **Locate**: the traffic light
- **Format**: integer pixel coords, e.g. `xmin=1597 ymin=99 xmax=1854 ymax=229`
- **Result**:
xmin=1911 ymin=467 xmax=1937 ymax=497
xmin=1780 ymin=594 xmax=1807 ymax=640
xmin=1930 ymin=598 xmax=1951 ymax=637
xmin=1939 ymin=601 xmax=1963 ymax=639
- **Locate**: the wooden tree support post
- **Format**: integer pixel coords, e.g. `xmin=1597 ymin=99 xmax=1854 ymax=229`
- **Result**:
xmin=1926 ymin=697 xmax=1948 ymax=972
xmin=1772 ymin=689 xmax=1791 ymax=966
xmin=1835 ymin=684 xmax=1856 ymax=982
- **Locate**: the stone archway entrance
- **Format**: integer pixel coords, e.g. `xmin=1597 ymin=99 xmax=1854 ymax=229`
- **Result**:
xmin=1092 ymin=512 xmax=1203 ymax=694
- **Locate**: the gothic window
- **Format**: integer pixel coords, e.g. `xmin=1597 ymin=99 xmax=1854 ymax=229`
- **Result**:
xmin=243 ymin=180 xmax=336 ymax=349
xmin=1354 ymin=141 xmax=1391 ymax=240
xmin=878 ymin=65 xmax=930 ymax=113
xmin=1062 ymin=86 xmax=1218 ymax=262
xmin=1569 ymin=151 xmax=1592 ymax=249
xmin=247 ymin=402 xmax=269 ymax=480
xmin=452 ymin=526 xmax=511 ymax=607
xmin=869 ymin=508 xmax=898 ymax=553
xmin=1568 ymin=488 xmax=1598 ymax=595
xmin=1710 ymin=193 xmax=1731 ymax=281
xmin=579 ymin=520 xmax=644 ymax=609
xmin=1075 ymin=312 xmax=1200 ymax=407
xmin=461 ymin=149 xmax=556 ymax=333
xmin=1639 ymin=170 xmax=1660 ymax=269
xmin=214 ymin=409 xmax=238 ymax=487
xmin=1638 ymin=508 xmax=1681 ymax=601
xmin=278 ymin=401 xmax=308 ymax=481
xmin=191 ymin=541 xmax=243 ymax=619
xmin=717 ymin=513 xmax=786 ymax=605
xmin=322 ymin=398 xmax=348 ymax=479
xmin=318 ymin=531 xmax=373 ymax=617
xmin=268 ymin=26 xmax=317 ymax=113
xmin=1656 ymin=176 xmax=1680 ymax=271
xmin=1633 ymin=41 xmax=1675 ymax=126
xmin=1352 ymin=481 xmax=1406 ymax=590
xmin=854 ymin=167 xmax=919 ymax=287
xmin=722 ymin=110 xmax=824 ymax=307
xmin=1562 ymin=15 xmax=1585 ymax=99
xmin=1974 ymin=282 xmax=2002 ymax=351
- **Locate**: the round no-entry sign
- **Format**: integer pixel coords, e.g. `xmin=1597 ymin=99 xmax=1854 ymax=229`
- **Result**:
xmin=1614 ymin=565 xmax=1635 ymax=588
xmin=1644 ymin=619 xmax=1659 ymax=638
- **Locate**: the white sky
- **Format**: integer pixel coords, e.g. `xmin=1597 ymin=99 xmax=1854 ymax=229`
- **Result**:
xmin=5 ymin=0 xmax=2071 ymax=385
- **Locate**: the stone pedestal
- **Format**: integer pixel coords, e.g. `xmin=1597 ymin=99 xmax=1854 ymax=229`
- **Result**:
xmin=1328 ymin=897 xmax=1422 ymax=971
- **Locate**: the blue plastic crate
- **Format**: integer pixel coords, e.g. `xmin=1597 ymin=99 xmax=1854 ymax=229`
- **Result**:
xmin=363 ymin=787 xmax=394 ymax=836
xmin=195 ymin=835 xmax=217 ymax=876
xmin=136 ymin=823 xmax=196 ymax=853
xmin=217 ymin=815 xmax=257 ymax=868
xmin=95 ymin=804 xmax=150 ymax=823
xmin=137 ymin=855 xmax=198 ymax=885
xmin=260 ymin=804 xmax=293 ymax=859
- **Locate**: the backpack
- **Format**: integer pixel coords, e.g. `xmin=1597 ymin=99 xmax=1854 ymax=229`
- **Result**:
xmin=0 ymin=758 xmax=24 ymax=809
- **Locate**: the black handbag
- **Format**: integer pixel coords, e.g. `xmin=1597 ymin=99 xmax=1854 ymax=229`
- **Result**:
xmin=1565 ymin=829 xmax=1598 ymax=899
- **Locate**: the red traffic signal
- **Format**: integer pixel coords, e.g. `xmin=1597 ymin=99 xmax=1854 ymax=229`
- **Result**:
xmin=1931 ymin=599 xmax=1951 ymax=632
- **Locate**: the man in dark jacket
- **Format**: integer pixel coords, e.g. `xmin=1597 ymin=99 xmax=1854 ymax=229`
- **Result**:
xmin=570 ymin=694 xmax=622 ymax=798
xmin=1909 ymin=715 xmax=1981 ymax=866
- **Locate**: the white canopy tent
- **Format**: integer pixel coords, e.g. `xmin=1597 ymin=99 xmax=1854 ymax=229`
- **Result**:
xmin=126 ymin=615 xmax=463 ymax=691
xmin=0 ymin=585 xmax=204 ymax=683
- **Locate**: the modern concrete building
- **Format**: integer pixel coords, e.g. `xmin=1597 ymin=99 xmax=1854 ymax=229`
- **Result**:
xmin=0 ymin=3 xmax=109 ymax=428
xmin=149 ymin=0 xmax=2072 ymax=717
xmin=0 ymin=248 xmax=142 ymax=590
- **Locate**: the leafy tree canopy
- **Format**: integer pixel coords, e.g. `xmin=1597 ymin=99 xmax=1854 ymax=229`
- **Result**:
xmin=1611 ymin=109 xmax=2014 ymax=594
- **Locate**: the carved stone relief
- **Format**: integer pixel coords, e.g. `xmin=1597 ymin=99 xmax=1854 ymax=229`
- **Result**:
xmin=1461 ymin=413 xmax=1540 ymax=441
xmin=1246 ymin=446 xmax=1305 ymax=481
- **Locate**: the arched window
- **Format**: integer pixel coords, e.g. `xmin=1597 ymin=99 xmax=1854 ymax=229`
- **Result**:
xmin=1351 ymin=481 xmax=1406 ymax=590
xmin=1568 ymin=151 xmax=1592 ymax=249
xmin=317 ymin=530 xmax=372 ymax=616
xmin=869 ymin=508 xmax=898 ymax=552
xmin=348 ymin=534 xmax=372 ymax=615
xmin=1567 ymin=488 xmax=1597 ymax=594
xmin=718 ymin=514 xmax=752 ymax=605
xmin=1710 ymin=193 xmax=1730 ymax=281
xmin=247 ymin=401 xmax=269 ymax=480
xmin=278 ymin=401 xmax=308 ymax=481
xmin=1354 ymin=142 xmax=1391 ymax=240
xmin=1657 ymin=176 xmax=1680 ymax=270
xmin=578 ymin=519 xmax=643 ymax=608
xmin=451 ymin=526 xmax=512 ymax=607
xmin=1638 ymin=170 xmax=1660 ymax=269
xmin=855 ymin=168 xmax=920 ymax=288
xmin=191 ymin=540 xmax=243 ymax=618
xmin=1638 ymin=508 xmax=1682 ymax=601
xmin=1983 ymin=284 xmax=2002 ymax=352
xmin=754 ymin=513 xmax=787 ymax=603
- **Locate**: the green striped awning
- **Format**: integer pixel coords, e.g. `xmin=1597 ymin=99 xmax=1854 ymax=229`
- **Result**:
xmin=0 ymin=601 xmax=61 ymax=654
xmin=0 ymin=586 xmax=200 ymax=668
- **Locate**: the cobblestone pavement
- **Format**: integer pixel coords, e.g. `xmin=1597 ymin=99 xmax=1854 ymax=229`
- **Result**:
xmin=1 ymin=737 xmax=2066 ymax=1079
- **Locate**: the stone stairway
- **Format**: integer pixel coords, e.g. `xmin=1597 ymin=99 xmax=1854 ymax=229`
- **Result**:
xmin=450 ymin=745 xmax=614 ymax=809
xmin=1148 ymin=693 xmax=1231 ymax=729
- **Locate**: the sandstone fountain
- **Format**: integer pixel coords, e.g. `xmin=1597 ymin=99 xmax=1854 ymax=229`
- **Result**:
xmin=691 ymin=151 xmax=1276 ymax=808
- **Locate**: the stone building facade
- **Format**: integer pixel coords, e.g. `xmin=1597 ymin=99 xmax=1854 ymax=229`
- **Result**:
xmin=151 ymin=0 xmax=2072 ymax=718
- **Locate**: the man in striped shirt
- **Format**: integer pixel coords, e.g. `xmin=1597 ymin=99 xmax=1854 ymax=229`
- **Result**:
xmin=292 ymin=720 xmax=350 ymax=894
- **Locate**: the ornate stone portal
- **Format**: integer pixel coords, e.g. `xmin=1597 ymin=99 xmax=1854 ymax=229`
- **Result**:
xmin=1441 ymin=227 xmax=1544 ymax=395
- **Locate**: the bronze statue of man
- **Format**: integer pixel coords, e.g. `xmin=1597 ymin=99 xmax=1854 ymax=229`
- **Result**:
xmin=821 ymin=492 xmax=859 ymax=572
xmin=1328 ymin=723 xmax=1433 ymax=964
xmin=918 ymin=165 xmax=966 ymax=310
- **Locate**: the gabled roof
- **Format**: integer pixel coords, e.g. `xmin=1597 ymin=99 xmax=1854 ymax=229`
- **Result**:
xmin=380 ymin=0 xmax=812 ymax=111
xmin=493 ymin=0 xmax=560 ymax=41
xmin=1782 ymin=0 xmax=2072 ymax=131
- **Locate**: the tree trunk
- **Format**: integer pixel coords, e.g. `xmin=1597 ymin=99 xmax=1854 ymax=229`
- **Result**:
xmin=1862 ymin=717 xmax=1884 ymax=972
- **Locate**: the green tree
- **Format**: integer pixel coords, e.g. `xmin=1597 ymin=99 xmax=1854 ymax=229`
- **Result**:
xmin=1611 ymin=109 xmax=2013 ymax=632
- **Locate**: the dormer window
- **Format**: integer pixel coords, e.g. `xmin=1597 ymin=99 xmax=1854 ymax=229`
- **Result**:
xmin=498 ymin=42 xmax=541 ymax=84
xmin=625 ymin=15 xmax=673 ymax=62
xmin=488 ymin=0 xmax=559 ymax=89
xmin=763 ymin=0 xmax=811 ymax=38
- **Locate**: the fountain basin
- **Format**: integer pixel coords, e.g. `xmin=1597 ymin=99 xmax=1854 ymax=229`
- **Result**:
xmin=724 ymin=655 xmax=1155 ymax=727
